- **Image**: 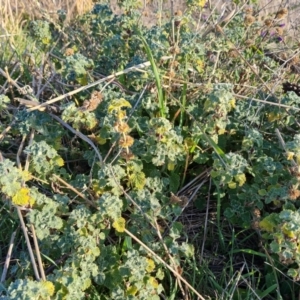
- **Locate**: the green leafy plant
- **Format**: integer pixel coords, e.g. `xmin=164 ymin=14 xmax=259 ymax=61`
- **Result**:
xmin=2 ymin=1 xmax=300 ymax=299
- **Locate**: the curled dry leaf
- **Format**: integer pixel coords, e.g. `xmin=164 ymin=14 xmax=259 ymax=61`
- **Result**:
xmin=79 ymin=91 xmax=103 ymax=112
xmin=169 ymin=192 xmax=188 ymax=207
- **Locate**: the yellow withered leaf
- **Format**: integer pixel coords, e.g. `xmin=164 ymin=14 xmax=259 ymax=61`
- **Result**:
xmin=12 ymin=187 xmax=35 ymax=206
xmin=108 ymin=98 xmax=132 ymax=114
xmin=41 ymin=281 xmax=55 ymax=296
xmin=113 ymin=217 xmax=126 ymax=232
xmin=235 ymin=173 xmax=246 ymax=187
xmin=146 ymin=258 xmax=155 ymax=273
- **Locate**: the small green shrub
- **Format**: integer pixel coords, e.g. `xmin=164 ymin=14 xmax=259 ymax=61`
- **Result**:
xmin=1 ymin=1 xmax=300 ymax=299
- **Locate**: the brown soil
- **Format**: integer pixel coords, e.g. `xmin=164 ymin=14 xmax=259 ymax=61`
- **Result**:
xmin=8 ymin=1 xmax=300 ymax=26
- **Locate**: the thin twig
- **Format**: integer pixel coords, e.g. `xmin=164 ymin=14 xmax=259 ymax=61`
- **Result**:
xmin=178 ymin=168 xmax=211 ymax=195
xmin=16 ymin=208 xmax=40 ymax=280
xmin=124 ymin=228 xmax=205 ymax=300
xmin=24 ymin=130 xmax=47 ymax=283
xmin=0 ymin=228 xmax=18 ymax=283
xmin=202 ymin=2 xmax=237 ymax=37
xmin=211 ymin=51 xmax=220 ymax=75
xmin=16 ymin=134 xmax=27 ymax=169
xmin=31 ymin=225 xmax=46 ymax=281
xmin=26 ymin=56 xmax=172 ymax=112
xmin=48 ymin=112 xmax=103 ymax=166
xmin=233 ymin=93 xmax=300 ymax=111
xmin=275 ymin=128 xmax=298 ymax=167
xmin=24 ymin=130 xmax=35 ymax=172
xmin=165 ymin=177 xmax=208 ymax=239
xmin=153 ymin=219 xmax=187 ymax=298
xmin=14 ymin=102 xmax=101 ymax=168
xmin=52 ymin=174 xmax=99 ymax=209
xmin=200 ymin=177 xmax=212 ymax=265
xmin=17 ymin=129 xmax=47 ymax=282
xmin=14 ymin=131 xmax=41 ymax=281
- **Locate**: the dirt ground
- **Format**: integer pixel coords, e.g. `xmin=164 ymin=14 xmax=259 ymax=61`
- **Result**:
xmin=119 ymin=0 xmax=300 ymax=31
xmin=5 ymin=0 xmax=300 ymax=35
xmin=13 ymin=1 xmax=300 ymax=20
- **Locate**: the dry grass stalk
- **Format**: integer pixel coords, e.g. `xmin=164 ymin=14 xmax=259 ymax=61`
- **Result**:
xmin=1 ymin=0 xmax=94 ymax=28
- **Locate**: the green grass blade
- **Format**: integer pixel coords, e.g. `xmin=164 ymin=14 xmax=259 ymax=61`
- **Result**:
xmin=138 ymin=32 xmax=166 ymax=117
xmin=231 ymin=249 xmax=267 ymax=258
xmin=179 ymin=57 xmax=188 ymax=127
xmin=259 ymin=284 xmax=278 ymax=298
xmin=214 ymin=179 xmax=225 ymax=250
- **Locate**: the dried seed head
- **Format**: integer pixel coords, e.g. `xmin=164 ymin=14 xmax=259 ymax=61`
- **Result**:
xmin=169 ymin=46 xmax=180 ymax=54
xmin=172 ymin=60 xmax=180 ymax=67
xmin=175 ymin=10 xmax=183 ymax=17
xmin=280 ymin=52 xmax=288 ymax=60
xmin=120 ymin=149 xmax=135 ymax=161
xmin=207 ymin=51 xmax=217 ymax=63
xmin=288 ymin=187 xmax=300 ymax=200
xmin=275 ymin=8 xmax=288 ymax=20
xmin=251 ymin=220 xmax=260 ymax=230
xmin=228 ymin=49 xmax=239 ymax=58
xmin=291 ymin=56 xmax=300 ymax=65
xmin=167 ymin=69 xmax=176 ymax=78
xmin=119 ymin=135 xmax=134 ymax=148
xmin=244 ymin=6 xmax=253 ymax=15
xmin=264 ymin=19 xmax=273 ymax=27
xmin=245 ymin=39 xmax=254 ymax=47
xmin=275 ymin=27 xmax=284 ymax=36
xmin=64 ymin=48 xmax=75 ymax=56
xmin=252 ymin=208 xmax=261 ymax=218
xmin=244 ymin=14 xmax=255 ymax=26
xmin=174 ymin=10 xmax=183 ymax=27
xmin=114 ymin=121 xmax=130 ymax=133
xmin=170 ymin=192 xmax=189 ymax=207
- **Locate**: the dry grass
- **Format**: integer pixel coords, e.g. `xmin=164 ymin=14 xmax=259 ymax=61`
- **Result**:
xmin=0 ymin=0 xmax=94 ymax=28
xmin=1 ymin=0 xmax=300 ymax=32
